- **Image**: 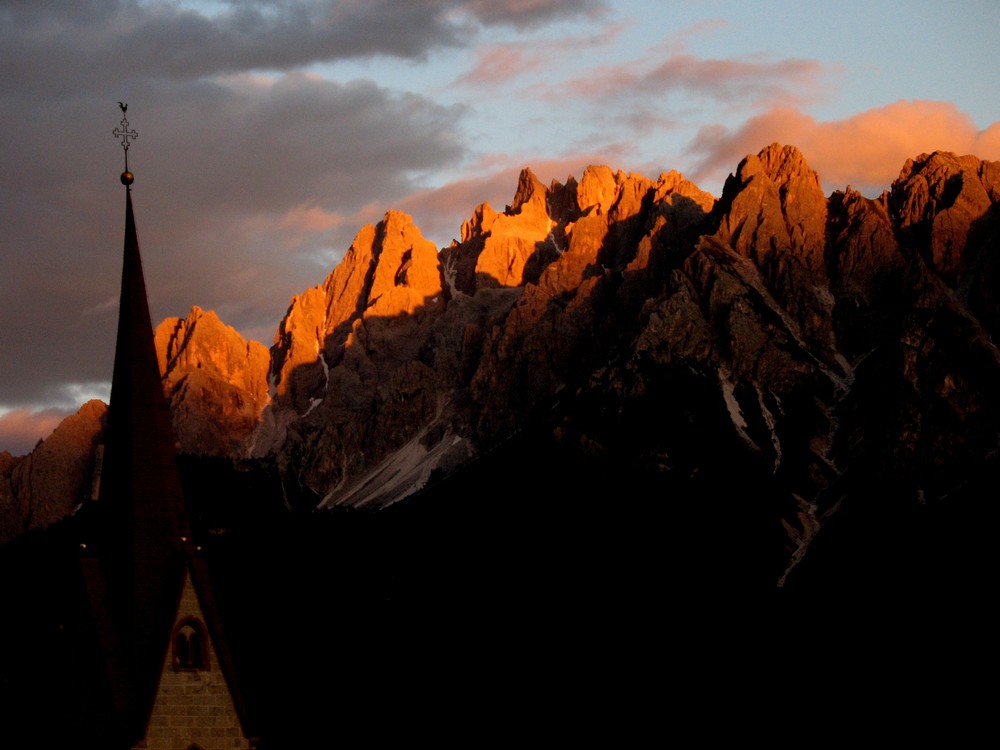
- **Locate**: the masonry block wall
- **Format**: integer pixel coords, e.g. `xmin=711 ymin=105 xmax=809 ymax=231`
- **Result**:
xmin=136 ymin=572 xmax=251 ymax=750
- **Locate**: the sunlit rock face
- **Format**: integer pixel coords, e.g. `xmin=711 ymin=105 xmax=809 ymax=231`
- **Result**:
xmin=155 ymin=306 xmax=270 ymax=457
xmin=861 ymin=152 xmax=1000 ymax=497
xmin=0 ymin=400 xmax=106 ymax=545
xmin=8 ymin=144 xmax=1000 ymax=589
xmin=445 ymin=168 xmax=556 ymax=293
xmin=891 ymin=151 xmax=1000 ymax=281
xmin=251 ymin=209 xmax=461 ymax=498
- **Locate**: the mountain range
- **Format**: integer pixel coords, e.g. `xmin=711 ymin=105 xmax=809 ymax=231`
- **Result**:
xmin=3 ymin=142 xmax=999 ymax=598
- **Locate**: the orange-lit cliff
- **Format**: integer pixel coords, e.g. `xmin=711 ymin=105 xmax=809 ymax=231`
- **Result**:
xmin=4 ymin=144 xmax=1000 ymax=593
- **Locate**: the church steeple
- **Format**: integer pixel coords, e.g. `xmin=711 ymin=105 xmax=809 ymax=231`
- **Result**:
xmin=77 ymin=103 xmax=257 ymax=750
xmin=99 ymin=181 xmax=189 ymax=548
xmin=88 ymin=105 xmax=193 ymax=745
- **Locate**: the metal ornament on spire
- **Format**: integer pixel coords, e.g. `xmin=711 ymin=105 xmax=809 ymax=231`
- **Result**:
xmin=113 ymin=102 xmax=137 ymax=186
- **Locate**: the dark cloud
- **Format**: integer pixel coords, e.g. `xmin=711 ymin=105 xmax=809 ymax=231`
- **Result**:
xmin=458 ymin=0 xmax=608 ymax=29
xmin=140 ymin=74 xmax=464 ymax=215
xmin=2 ymin=2 xmax=461 ymax=97
xmin=2 ymin=0 xmax=608 ymax=96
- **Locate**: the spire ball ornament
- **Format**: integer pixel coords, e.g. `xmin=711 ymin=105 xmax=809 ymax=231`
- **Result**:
xmin=121 ymin=170 xmax=134 ymax=186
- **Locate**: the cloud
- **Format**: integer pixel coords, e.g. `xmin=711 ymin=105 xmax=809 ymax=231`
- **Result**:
xmin=975 ymin=121 xmax=1000 ymax=156
xmin=451 ymin=42 xmax=547 ymax=87
xmin=688 ymin=100 xmax=1000 ymax=195
xmin=277 ymin=203 xmax=341 ymax=233
xmin=0 ymin=409 xmax=67 ymax=457
xmin=0 ymin=380 xmax=110 ymax=456
xmin=457 ymin=0 xmax=608 ymax=29
xmin=2 ymin=0 xmax=609 ymax=97
xmin=141 ymin=73 xmax=465 ymax=216
xmin=450 ymin=21 xmax=624 ymax=87
xmin=525 ymin=48 xmax=826 ymax=113
xmin=497 ymin=40 xmax=829 ymax=160
xmin=643 ymin=53 xmax=825 ymax=108
xmin=2 ymin=1 xmax=465 ymax=94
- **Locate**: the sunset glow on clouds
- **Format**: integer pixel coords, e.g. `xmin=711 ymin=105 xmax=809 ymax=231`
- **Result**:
xmin=558 ymin=51 xmax=827 ymax=110
xmin=0 ymin=383 xmax=112 ymax=455
xmin=1 ymin=0 xmax=998 ymax=453
xmin=0 ymin=409 xmax=67 ymax=457
xmin=690 ymin=100 xmax=1000 ymax=195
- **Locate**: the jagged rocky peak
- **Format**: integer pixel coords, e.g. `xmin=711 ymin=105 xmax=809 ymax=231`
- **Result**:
xmin=825 ymin=188 xmax=905 ymax=355
xmin=255 ymin=210 xmax=448 ymax=459
xmin=715 ymin=143 xmax=827 ymax=270
xmin=10 ymin=144 xmax=1000 ymax=595
xmin=444 ymin=168 xmax=557 ymax=294
xmin=508 ymin=167 xmax=549 ymax=216
xmin=827 ymin=188 xmax=900 ymax=283
xmin=366 ymin=209 xmax=443 ymax=318
xmin=653 ymin=169 xmax=716 ymax=213
xmin=0 ymin=399 xmax=106 ymax=545
xmin=615 ymin=171 xmax=715 ymax=276
xmin=545 ymin=173 xmax=579 ymax=226
xmin=268 ymin=286 xmax=328 ymax=410
xmin=154 ymin=306 xmax=270 ymax=457
xmin=706 ymin=143 xmax=843 ymax=368
xmin=447 ymin=163 xmax=719 ymax=298
xmin=459 ymin=167 xmax=552 ymax=242
xmin=460 ymin=201 xmax=501 ymax=243
xmin=269 ymin=210 xmax=443 ymax=406
xmin=156 ymin=306 xmax=269 ymax=397
xmin=890 ymin=150 xmax=1000 ymax=280
xmin=574 ymin=165 xmax=620 ymax=214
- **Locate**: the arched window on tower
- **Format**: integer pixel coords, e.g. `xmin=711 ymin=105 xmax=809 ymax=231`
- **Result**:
xmin=171 ymin=617 xmax=209 ymax=671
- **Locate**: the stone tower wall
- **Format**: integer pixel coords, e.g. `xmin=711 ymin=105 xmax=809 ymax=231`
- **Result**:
xmin=136 ymin=571 xmax=251 ymax=750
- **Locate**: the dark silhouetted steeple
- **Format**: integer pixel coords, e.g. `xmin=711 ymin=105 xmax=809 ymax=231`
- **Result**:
xmin=75 ymin=107 xmax=257 ymax=749
xmin=85 ymin=182 xmax=191 ymax=745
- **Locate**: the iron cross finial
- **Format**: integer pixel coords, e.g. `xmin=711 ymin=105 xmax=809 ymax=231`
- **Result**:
xmin=113 ymin=102 xmax=137 ymax=186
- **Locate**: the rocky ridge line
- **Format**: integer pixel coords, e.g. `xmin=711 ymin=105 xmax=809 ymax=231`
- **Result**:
xmin=3 ymin=144 xmax=998 ymax=588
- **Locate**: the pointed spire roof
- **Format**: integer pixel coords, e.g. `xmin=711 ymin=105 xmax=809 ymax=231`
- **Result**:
xmin=86 ymin=185 xmax=191 ymax=743
xmin=99 ymin=188 xmax=189 ymax=545
xmin=78 ymin=130 xmax=257 ymax=746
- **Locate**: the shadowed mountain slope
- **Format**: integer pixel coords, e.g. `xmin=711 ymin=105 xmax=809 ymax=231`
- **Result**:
xmin=4 ymin=144 xmax=999 ymax=595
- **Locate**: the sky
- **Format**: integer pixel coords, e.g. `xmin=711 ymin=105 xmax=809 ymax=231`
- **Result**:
xmin=2 ymin=0 xmax=999 ymax=455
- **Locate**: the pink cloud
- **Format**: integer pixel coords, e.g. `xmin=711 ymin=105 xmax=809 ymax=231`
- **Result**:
xmin=527 ymin=49 xmax=826 ymax=110
xmin=451 ymin=23 xmax=624 ymax=88
xmin=646 ymin=53 xmax=825 ymax=107
xmin=274 ymin=203 xmax=340 ymax=232
xmin=689 ymin=100 xmax=1000 ymax=196
xmin=975 ymin=121 xmax=1000 ymax=157
xmin=646 ymin=18 xmax=730 ymax=56
xmin=0 ymin=409 xmax=67 ymax=457
xmin=452 ymin=43 xmax=544 ymax=87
